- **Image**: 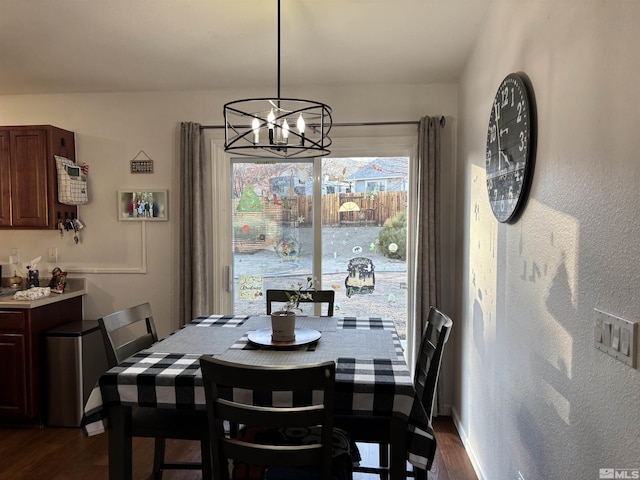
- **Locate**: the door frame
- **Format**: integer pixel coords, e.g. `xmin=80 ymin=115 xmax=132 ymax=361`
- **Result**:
xmin=209 ymin=134 xmax=419 ymax=360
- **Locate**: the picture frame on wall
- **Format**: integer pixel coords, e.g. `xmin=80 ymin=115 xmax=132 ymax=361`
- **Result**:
xmin=117 ymin=190 xmax=168 ymax=221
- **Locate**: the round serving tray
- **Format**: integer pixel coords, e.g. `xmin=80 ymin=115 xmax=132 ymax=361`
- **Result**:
xmin=247 ymin=328 xmax=321 ymax=348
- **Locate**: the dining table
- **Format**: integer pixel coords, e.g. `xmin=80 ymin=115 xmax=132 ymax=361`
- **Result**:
xmin=81 ymin=315 xmax=436 ymax=480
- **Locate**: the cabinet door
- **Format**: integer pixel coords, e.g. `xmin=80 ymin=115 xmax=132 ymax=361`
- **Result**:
xmin=0 ymin=332 xmax=27 ymax=418
xmin=0 ymin=130 xmax=10 ymax=226
xmin=10 ymin=129 xmax=49 ymax=227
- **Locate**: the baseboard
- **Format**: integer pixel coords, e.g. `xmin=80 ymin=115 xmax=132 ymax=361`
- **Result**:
xmin=436 ymin=403 xmax=452 ymax=416
xmin=450 ymin=406 xmax=487 ymax=480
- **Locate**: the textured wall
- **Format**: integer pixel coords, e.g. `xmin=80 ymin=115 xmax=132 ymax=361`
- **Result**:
xmin=456 ymin=1 xmax=640 ymax=478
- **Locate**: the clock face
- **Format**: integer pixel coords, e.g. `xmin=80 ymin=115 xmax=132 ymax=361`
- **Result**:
xmin=485 ymin=73 xmax=536 ymax=223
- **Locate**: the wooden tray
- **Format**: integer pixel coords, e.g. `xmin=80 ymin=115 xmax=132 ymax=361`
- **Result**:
xmin=247 ymin=328 xmax=321 ymax=348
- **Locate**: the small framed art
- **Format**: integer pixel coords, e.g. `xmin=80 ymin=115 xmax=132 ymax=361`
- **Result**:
xmin=118 ymin=190 xmax=168 ymax=221
xmin=130 ymin=160 xmax=154 ymax=173
xmin=130 ymin=150 xmax=154 ymax=173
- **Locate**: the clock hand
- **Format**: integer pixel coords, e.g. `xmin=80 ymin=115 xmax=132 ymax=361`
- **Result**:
xmin=501 ymin=127 xmax=512 ymax=167
xmin=497 ymin=122 xmax=511 ymax=169
xmin=501 ymin=150 xmax=511 ymax=167
xmin=494 ymin=104 xmax=503 ymax=170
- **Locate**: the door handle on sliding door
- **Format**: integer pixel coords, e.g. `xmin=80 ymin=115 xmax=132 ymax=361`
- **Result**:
xmin=224 ymin=265 xmax=232 ymax=292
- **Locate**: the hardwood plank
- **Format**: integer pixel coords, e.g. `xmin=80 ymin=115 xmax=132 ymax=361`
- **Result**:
xmin=431 ymin=416 xmax=477 ymax=480
xmin=0 ymin=416 xmax=476 ymax=480
xmin=352 ymin=416 xmax=477 ymax=480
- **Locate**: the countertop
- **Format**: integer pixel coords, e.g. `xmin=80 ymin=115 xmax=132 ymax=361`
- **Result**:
xmin=0 ymin=278 xmax=86 ymax=309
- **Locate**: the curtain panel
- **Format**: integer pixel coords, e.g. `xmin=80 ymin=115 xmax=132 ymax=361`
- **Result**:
xmin=414 ymin=115 xmax=444 ymax=414
xmin=179 ymin=122 xmax=212 ymax=326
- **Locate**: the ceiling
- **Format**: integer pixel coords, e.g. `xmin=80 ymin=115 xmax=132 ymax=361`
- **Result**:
xmin=0 ymin=0 xmax=492 ymax=96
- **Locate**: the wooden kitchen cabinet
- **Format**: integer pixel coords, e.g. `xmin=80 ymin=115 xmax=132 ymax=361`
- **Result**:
xmin=0 ymin=296 xmax=82 ymax=425
xmin=0 ymin=314 xmax=27 ymax=419
xmin=0 ymin=125 xmax=77 ymax=229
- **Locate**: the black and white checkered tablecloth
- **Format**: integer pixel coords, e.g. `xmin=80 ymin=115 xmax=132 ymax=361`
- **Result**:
xmin=190 ymin=314 xmax=250 ymax=327
xmin=81 ymin=315 xmax=435 ymax=470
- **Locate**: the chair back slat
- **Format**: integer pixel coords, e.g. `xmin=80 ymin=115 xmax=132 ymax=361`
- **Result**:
xmin=266 ymin=289 xmax=335 ymax=316
xmin=216 ymin=399 xmax=327 ymax=428
xmin=98 ymin=302 xmax=158 ymax=367
xmin=114 ymin=334 xmax=156 ymax=363
xmin=225 ymin=438 xmax=324 ymax=468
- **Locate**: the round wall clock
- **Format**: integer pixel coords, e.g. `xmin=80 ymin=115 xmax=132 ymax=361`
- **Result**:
xmin=485 ymin=72 xmax=537 ymax=223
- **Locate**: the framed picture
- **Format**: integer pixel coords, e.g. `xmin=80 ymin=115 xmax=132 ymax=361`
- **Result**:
xmin=118 ymin=190 xmax=168 ymax=221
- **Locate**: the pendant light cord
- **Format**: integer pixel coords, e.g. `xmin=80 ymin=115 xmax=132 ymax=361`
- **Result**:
xmin=277 ymin=0 xmax=281 ymax=100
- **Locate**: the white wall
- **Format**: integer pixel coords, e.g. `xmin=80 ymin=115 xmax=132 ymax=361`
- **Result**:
xmin=456 ymin=1 xmax=640 ymax=479
xmin=0 ymin=84 xmax=458 ymax=339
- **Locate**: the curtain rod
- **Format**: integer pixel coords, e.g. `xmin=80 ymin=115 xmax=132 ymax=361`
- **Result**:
xmin=200 ymin=117 xmax=445 ymax=130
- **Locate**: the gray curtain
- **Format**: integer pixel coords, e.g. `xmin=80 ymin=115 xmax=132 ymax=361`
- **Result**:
xmin=414 ymin=115 xmax=444 ymax=413
xmin=179 ymin=122 xmax=212 ymax=326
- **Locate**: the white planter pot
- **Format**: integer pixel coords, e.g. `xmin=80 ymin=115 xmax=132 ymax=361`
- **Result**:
xmin=270 ymin=311 xmax=296 ymax=342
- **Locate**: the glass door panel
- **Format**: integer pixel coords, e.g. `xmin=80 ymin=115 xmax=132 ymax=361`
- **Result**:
xmin=231 ymin=160 xmax=316 ymax=316
xmin=320 ymin=157 xmax=409 ymax=339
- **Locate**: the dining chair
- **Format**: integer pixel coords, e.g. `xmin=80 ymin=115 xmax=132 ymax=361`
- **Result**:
xmin=335 ymin=306 xmax=453 ymax=480
xmin=199 ymin=356 xmax=353 ymax=480
xmin=98 ymin=303 xmax=210 ymax=480
xmin=266 ymin=289 xmax=335 ymax=316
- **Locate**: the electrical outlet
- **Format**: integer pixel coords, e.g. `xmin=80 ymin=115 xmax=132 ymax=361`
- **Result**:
xmin=594 ymin=309 xmax=637 ymax=368
xmin=47 ymin=247 xmax=58 ymax=263
xmin=9 ymin=248 xmax=20 ymax=264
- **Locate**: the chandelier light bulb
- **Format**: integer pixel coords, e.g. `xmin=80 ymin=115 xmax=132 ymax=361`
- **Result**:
xmin=296 ymin=114 xmax=305 ymax=134
xmin=267 ymin=109 xmax=275 ymax=129
xmin=282 ymin=119 xmax=290 ymax=141
xmin=252 ymin=118 xmax=260 ymax=144
xmin=267 ymin=108 xmax=275 ymax=143
xmin=297 ymin=113 xmax=306 ymax=145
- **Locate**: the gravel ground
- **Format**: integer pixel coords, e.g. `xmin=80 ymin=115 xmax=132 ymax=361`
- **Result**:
xmin=234 ymin=226 xmax=409 ymax=339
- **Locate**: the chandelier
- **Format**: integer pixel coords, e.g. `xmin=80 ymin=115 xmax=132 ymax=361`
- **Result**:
xmin=223 ymin=0 xmax=332 ymax=159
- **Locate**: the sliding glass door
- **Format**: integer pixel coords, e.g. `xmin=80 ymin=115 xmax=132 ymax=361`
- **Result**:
xmin=226 ymin=155 xmax=410 ymax=339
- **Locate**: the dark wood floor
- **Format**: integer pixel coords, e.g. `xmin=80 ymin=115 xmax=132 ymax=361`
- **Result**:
xmin=0 ymin=416 xmax=477 ymax=480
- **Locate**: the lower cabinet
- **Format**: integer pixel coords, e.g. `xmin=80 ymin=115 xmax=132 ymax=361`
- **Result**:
xmin=0 ymin=296 xmax=82 ymax=425
xmin=0 ymin=318 xmax=27 ymax=418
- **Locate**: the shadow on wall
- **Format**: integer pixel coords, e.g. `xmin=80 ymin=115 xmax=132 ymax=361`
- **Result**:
xmin=473 ymin=288 xmax=485 ymax=358
xmin=516 ymin=241 xmax=582 ymax=479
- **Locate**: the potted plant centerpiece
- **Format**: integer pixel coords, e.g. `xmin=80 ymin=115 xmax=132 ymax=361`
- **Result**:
xmin=270 ymin=277 xmax=314 ymax=342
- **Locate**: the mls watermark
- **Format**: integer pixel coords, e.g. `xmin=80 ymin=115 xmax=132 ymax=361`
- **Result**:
xmin=600 ymin=469 xmax=640 ymax=479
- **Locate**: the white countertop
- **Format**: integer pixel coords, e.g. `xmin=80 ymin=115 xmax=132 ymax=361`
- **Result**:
xmin=0 ymin=278 xmax=86 ymax=309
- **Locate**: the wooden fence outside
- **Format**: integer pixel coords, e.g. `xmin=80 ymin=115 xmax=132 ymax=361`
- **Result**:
xmin=232 ymin=191 xmax=407 ymax=228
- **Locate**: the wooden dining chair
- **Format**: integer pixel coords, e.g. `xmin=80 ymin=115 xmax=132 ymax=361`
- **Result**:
xmin=98 ymin=303 xmax=210 ymax=480
xmin=266 ymin=289 xmax=335 ymax=316
xmin=335 ymin=306 xmax=453 ymax=480
xmin=199 ymin=356 xmax=353 ymax=480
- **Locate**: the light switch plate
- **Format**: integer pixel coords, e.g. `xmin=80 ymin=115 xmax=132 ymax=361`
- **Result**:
xmin=594 ymin=309 xmax=637 ymax=368
xmin=9 ymin=248 xmax=20 ymax=264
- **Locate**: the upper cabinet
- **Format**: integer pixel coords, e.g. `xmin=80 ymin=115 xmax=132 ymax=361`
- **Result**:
xmin=0 ymin=125 xmax=77 ymax=229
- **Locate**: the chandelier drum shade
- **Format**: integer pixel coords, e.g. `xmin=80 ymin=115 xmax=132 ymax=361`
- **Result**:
xmin=223 ymin=0 xmax=332 ymax=159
